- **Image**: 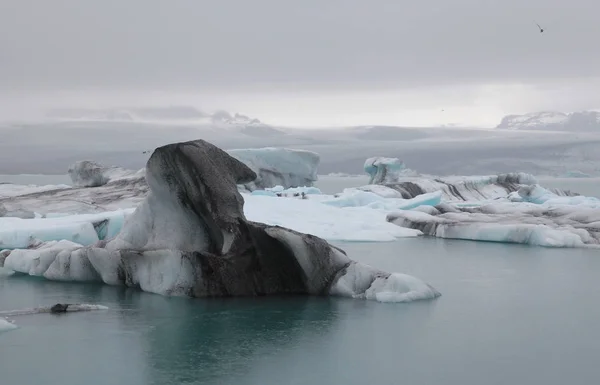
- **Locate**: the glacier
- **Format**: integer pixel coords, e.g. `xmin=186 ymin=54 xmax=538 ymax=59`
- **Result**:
xmin=0 ymin=139 xmax=440 ymax=303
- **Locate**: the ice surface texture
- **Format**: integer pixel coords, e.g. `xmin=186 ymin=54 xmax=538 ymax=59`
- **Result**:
xmin=365 ymin=157 xmax=543 ymax=201
xmin=0 ymin=318 xmax=17 ymax=332
xmin=1 ymin=147 xmax=320 ymax=215
xmin=228 ymin=147 xmax=320 ymax=190
xmin=1 ymin=140 xmax=440 ymax=303
xmin=0 ymin=211 xmax=132 ymax=249
xmin=364 ymin=157 xmax=417 ymax=184
xmin=68 ymin=160 xmax=144 ymax=187
xmin=387 ymin=202 xmax=600 ymax=247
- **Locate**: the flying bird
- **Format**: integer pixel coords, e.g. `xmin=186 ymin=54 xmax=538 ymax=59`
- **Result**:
xmin=536 ymin=22 xmax=544 ymax=33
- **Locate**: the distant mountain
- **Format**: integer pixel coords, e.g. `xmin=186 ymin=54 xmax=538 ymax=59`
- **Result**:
xmin=46 ymin=106 xmax=208 ymax=121
xmin=497 ymin=110 xmax=600 ymax=131
xmin=45 ymin=105 xmax=286 ymax=136
xmin=209 ymin=111 xmax=285 ymax=136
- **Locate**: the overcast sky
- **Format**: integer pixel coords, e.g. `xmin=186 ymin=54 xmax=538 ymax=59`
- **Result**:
xmin=1 ymin=0 xmax=600 ymax=127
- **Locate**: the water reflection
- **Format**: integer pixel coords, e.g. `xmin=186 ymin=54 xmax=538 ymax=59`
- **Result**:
xmin=137 ymin=296 xmax=341 ymax=385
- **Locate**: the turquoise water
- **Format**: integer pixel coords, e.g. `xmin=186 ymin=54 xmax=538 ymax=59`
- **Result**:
xmin=2 ymin=238 xmax=600 ymax=385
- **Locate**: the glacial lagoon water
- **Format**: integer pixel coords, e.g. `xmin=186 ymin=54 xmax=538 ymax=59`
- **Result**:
xmin=1 ymin=238 xmax=600 ymax=385
xmin=1 ymin=174 xmax=600 ymax=384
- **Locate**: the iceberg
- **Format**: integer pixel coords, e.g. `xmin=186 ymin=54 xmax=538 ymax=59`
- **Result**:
xmin=364 ymin=157 xmax=417 ymax=184
xmin=0 ymin=177 xmax=148 ymax=215
xmin=0 ymin=210 xmax=133 ymax=249
xmin=228 ymin=148 xmax=320 ymax=190
xmin=511 ymin=185 xmax=597 ymax=206
xmin=319 ymin=189 xmax=442 ymax=211
xmin=561 ymin=170 xmax=591 ymax=178
xmin=68 ymin=160 xmax=145 ymax=188
xmin=390 ymin=173 xmax=540 ymax=201
xmin=0 ymin=318 xmax=17 ymax=333
xmin=387 ymin=202 xmax=600 ymax=247
xmin=363 ymin=157 xmax=545 ymax=201
xmin=1 ymin=147 xmax=322 ymax=215
xmin=243 ymin=194 xmax=421 ymax=241
xmin=0 ymin=139 xmax=440 ymax=303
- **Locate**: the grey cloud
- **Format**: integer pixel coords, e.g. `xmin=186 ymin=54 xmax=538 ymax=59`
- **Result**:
xmin=1 ymin=0 xmax=600 ymax=91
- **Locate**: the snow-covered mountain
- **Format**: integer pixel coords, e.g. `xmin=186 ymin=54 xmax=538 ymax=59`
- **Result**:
xmin=497 ymin=110 xmax=600 ymax=131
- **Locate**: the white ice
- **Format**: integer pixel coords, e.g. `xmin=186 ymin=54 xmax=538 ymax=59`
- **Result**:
xmin=387 ymin=203 xmax=600 ymax=247
xmin=68 ymin=160 xmax=145 ymax=188
xmin=0 ymin=318 xmax=17 ymax=333
xmin=243 ymin=194 xmax=422 ymax=241
xmin=509 ymin=184 xmax=600 ymax=206
xmin=319 ymin=189 xmax=442 ymax=211
xmin=0 ymin=209 xmax=134 ymax=249
xmin=228 ymin=147 xmax=320 ymax=190
xmin=329 ymin=262 xmax=440 ymax=303
xmin=0 ymin=183 xmax=71 ymax=198
xmin=364 ymin=156 xmax=417 ymax=184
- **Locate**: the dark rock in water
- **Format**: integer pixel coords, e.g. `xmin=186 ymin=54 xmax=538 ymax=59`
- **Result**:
xmin=2 ymin=139 xmax=440 ymax=302
xmin=50 ymin=304 xmax=69 ymax=313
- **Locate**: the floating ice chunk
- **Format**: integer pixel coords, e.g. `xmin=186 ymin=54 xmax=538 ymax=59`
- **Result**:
xmin=251 ymin=185 xmax=322 ymax=197
xmin=228 ymin=147 xmax=320 ymax=190
xmin=364 ymin=157 xmax=417 ymax=184
xmin=250 ymin=190 xmax=278 ymax=197
xmin=68 ymin=160 xmax=144 ymax=187
xmin=243 ymin=195 xmax=422 ymax=241
xmin=365 ymin=273 xmax=441 ymax=303
xmin=367 ymin=169 xmax=541 ymax=201
xmin=320 ymin=190 xmax=442 ymax=211
xmin=387 ymin=203 xmax=600 ymax=248
xmin=3 ymin=240 xmax=83 ymax=276
xmin=330 ymin=262 xmax=440 ymax=303
xmin=0 ymin=210 xmax=133 ymax=249
xmin=0 ymin=318 xmax=17 ymax=332
xmin=355 ymin=185 xmax=405 ymax=198
xmin=1 ymin=139 xmax=439 ymax=302
xmin=0 ymin=179 xmax=148 ymax=215
xmin=515 ymin=184 xmax=600 ymax=206
xmin=268 ymin=186 xmax=322 ymax=195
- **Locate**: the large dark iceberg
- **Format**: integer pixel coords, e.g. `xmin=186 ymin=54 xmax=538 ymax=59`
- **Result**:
xmin=1 ymin=140 xmax=440 ymax=302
